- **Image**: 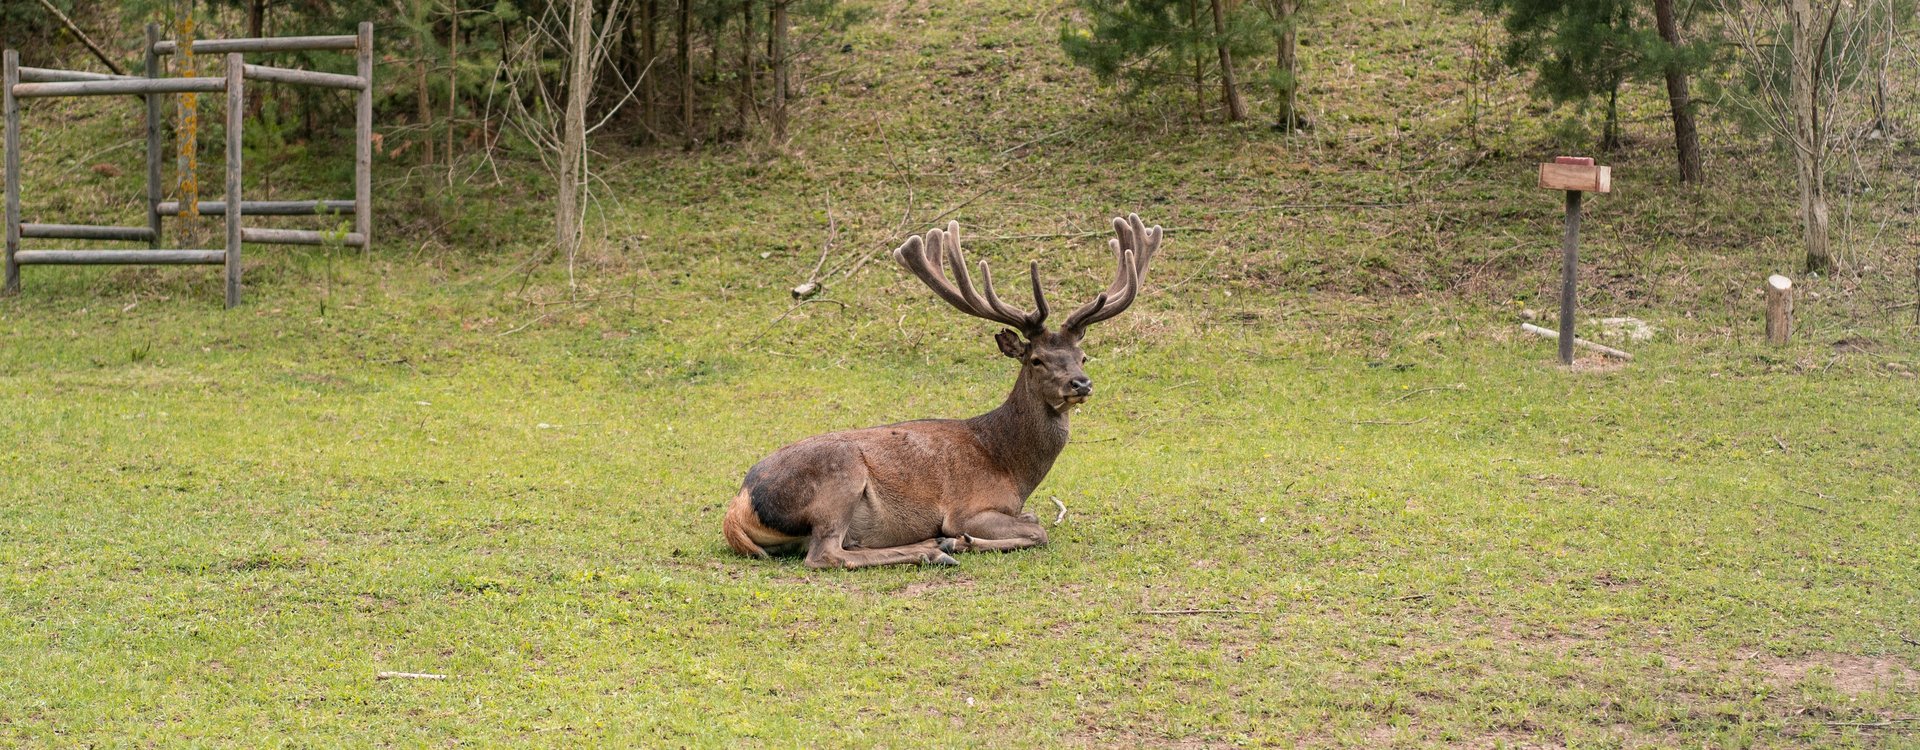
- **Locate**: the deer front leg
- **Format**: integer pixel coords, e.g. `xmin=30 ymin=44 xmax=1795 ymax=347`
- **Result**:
xmin=939 ymin=511 xmax=1049 ymax=554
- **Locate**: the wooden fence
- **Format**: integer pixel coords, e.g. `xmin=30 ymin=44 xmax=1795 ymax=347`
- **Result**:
xmin=2 ymin=22 xmax=373 ymax=307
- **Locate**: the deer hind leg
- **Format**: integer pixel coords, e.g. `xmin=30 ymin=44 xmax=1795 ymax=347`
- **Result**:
xmin=801 ymin=480 xmax=957 ymax=570
xmin=804 ymin=526 xmax=954 ymax=570
xmin=940 ymin=511 xmax=1049 ymax=554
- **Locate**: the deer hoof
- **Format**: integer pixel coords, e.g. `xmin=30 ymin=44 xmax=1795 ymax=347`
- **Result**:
xmin=938 ymin=535 xmax=976 ymax=554
xmin=925 ymin=552 xmax=960 ymax=566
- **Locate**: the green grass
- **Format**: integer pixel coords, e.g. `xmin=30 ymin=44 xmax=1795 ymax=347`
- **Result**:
xmin=3 ymin=0 xmax=1919 ymax=745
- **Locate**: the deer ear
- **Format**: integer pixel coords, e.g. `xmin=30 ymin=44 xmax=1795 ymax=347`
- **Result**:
xmin=994 ymin=329 xmax=1027 ymax=359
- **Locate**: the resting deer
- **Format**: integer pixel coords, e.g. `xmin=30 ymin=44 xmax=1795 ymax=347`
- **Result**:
xmin=723 ymin=214 xmax=1162 ymax=569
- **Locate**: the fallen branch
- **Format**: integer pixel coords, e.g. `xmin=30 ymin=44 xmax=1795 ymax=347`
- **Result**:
xmin=1520 ymin=323 xmax=1634 ymax=360
xmin=791 ymin=192 xmax=837 ymax=300
xmin=376 ymin=671 xmax=448 ymax=680
xmin=34 ymin=0 xmax=126 ymax=75
xmin=745 ymin=298 xmax=850 ymax=345
xmin=1819 ymin=718 xmax=1919 ymax=729
xmin=1050 ymin=496 xmax=1067 ymax=525
xmin=1384 ymin=385 xmax=1463 ymax=405
xmin=1132 ymin=608 xmax=1261 ymax=615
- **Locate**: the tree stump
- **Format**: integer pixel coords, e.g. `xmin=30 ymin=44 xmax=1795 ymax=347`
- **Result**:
xmin=1765 ymin=274 xmax=1793 ymax=345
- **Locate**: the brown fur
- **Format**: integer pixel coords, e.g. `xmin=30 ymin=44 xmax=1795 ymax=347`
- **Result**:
xmin=724 ymin=215 xmax=1160 ymax=569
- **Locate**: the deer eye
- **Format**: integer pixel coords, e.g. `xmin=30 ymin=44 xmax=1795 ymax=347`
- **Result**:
xmin=1029 ymin=357 xmax=1042 ymax=366
xmin=1081 ymin=355 xmax=1088 ymax=363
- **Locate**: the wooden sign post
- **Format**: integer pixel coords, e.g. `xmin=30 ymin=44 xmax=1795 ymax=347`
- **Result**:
xmin=1538 ymin=156 xmax=1611 ymax=365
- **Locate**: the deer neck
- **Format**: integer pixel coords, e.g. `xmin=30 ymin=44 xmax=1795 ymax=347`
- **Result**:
xmin=966 ymin=367 xmax=1071 ymax=498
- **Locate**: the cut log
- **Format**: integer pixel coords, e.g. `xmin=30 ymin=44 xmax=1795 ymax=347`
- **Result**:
xmin=1765 ymin=275 xmax=1793 ymax=345
xmin=1520 ymin=323 xmax=1633 ymax=361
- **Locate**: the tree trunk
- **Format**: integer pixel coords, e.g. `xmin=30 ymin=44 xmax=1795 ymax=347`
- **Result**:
xmin=1600 ymin=82 xmax=1621 ymax=152
xmin=678 ymin=0 xmax=693 ymax=138
xmin=771 ymin=0 xmax=789 ymax=142
xmin=417 ymin=59 xmax=433 ymax=165
xmin=558 ymin=0 xmax=592 ymax=263
xmin=1209 ymin=0 xmax=1246 ymax=122
xmin=1653 ymin=0 xmax=1703 ymax=183
xmin=247 ymin=0 xmax=267 ymax=116
xmin=447 ymin=3 xmax=459 ymax=179
xmin=1789 ymin=0 xmax=1831 ymax=272
xmin=247 ymin=0 xmax=264 ymax=40
xmin=1273 ymin=0 xmax=1301 ymax=132
xmin=1187 ymin=0 xmax=1203 ymax=121
xmin=641 ymin=0 xmax=657 ymax=139
xmin=737 ymin=0 xmax=753 ymax=136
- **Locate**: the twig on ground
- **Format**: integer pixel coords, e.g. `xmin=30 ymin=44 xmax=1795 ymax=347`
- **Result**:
xmin=1819 ymin=718 xmax=1919 ymax=729
xmin=498 ymin=310 xmax=560 ymax=337
xmin=1051 ymin=497 xmax=1067 ymax=525
xmin=980 ymin=226 xmax=1211 ymax=242
xmin=1384 ymin=385 xmax=1463 ymax=405
xmin=1899 ymin=634 xmax=1920 ymax=648
xmin=1132 ymin=609 xmax=1261 ymax=615
xmin=745 ymin=298 xmax=851 ymax=345
xmin=1782 ymin=499 xmax=1829 ymax=514
xmin=1386 ymin=593 xmax=1433 ymax=601
xmin=376 ymin=671 xmax=448 ymax=680
xmin=996 ymin=127 xmax=1071 ymax=158
xmin=1772 ymin=434 xmax=1790 ymax=452
xmin=1344 ymin=418 xmax=1429 ymax=426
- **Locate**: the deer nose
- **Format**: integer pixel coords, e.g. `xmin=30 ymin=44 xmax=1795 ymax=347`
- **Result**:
xmin=1068 ymin=377 xmax=1092 ymax=396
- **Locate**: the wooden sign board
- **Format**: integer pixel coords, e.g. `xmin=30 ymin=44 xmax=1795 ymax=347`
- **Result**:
xmin=1539 ymin=158 xmax=1611 ymax=193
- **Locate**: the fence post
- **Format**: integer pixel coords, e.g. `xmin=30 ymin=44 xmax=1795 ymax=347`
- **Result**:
xmin=225 ymin=53 xmax=242 ymax=307
xmin=4 ymin=49 xmax=20 ymax=295
xmin=355 ymin=22 xmax=372 ymax=253
xmin=146 ymin=24 xmax=163 ymax=249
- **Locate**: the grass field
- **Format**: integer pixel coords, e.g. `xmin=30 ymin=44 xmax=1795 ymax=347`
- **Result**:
xmin=3 ymin=0 xmax=1919 ymax=745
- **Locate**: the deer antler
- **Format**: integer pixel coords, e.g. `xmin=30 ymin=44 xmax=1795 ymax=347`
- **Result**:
xmin=1063 ymin=213 xmax=1161 ymax=332
xmin=893 ymin=221 xmax=1048 ymax=334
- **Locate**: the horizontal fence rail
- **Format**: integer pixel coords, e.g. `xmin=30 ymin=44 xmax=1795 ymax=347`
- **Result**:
xmin=6 ymin=23 xmax=374 ymax=305
xmin=13 ymin=77 xmax=225 ymax=98
xmin=242 ymin=64 xmax=365 ymax=91
xmin=156 ymin=199 xmax=355 ymax=216
xmin=240 ymin=228 xmax=365 ymax=246
xmin=18 ymin=67 xmax=135 ymax=83
xmin=19 ymin=223 xmax=156 ymax=241
xmin=14 ymin=249 xmax=226 ymax=265
xmin=153 ymin=35 xmax=357 ymax=55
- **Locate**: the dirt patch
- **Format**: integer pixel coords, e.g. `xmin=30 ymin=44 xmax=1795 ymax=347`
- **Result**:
xmin=1568 ymin=354 xmax=1628 ymax=373
xmin=1452 ymin=731 xmax=1569 ymax=749
xmin=1761 ymin=653 xmax=1918 ymax=695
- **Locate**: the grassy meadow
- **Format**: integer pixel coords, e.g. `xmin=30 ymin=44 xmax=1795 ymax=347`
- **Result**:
xmin=2 ymin=0 xmax=1918 ymax=746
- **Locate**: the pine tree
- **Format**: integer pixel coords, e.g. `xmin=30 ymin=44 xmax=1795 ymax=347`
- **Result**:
xmin=1061 ymin=0 xmax=1275 ymax=123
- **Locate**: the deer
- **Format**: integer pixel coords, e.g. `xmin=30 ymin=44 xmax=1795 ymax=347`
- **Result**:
xmin=722 ymin=214 xmax=1162 ymax=569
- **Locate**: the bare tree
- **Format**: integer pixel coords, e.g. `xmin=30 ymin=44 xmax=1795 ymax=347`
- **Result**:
xmin=498 ymin=0 xmax=638 ymax=279
xmin=1722 ymin=0 xmax=1896 ymax=272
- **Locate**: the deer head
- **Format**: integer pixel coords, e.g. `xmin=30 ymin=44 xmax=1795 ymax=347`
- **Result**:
xmin=892 ymin=214 xmax=1162 ymax=413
